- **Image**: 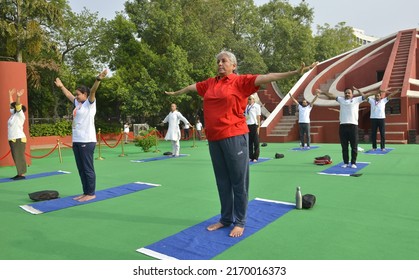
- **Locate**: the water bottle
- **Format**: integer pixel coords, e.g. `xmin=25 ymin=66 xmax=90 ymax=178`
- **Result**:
xmin=296 ymin=186 xmax=302 ymax=209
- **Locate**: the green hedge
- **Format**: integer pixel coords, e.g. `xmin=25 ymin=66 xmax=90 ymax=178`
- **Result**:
xmin=30 ymin=120 xmax=72 ymax=137
xmin=95 ymin=120 xmax=122 ymax=134
xmin=29 ymin=119 xmax=123 ymax=137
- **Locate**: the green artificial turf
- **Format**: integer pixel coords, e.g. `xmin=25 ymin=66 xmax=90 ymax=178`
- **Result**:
xmin=1 ymin=140 xmax=418 ymax=260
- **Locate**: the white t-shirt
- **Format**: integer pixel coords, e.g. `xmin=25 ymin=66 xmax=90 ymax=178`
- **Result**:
xmin=8 ymin=108 xmax=26 ymax=140
xmin=368 ymin=97 xmax=388 ymax=119
xmin=196 ymin=122 xmax=202 ymax=131
xmin=336 ymin=96 xmax=364 ymax=125
xmin=298 ymin=104 xmax=312 ymax=123
xmin=72 ymin=99 xmax=97 ymax=143
xmin=124 ymin=124 xmax=129 ymax=133
xmin=245 ymin=103 xmax=261 ymax=125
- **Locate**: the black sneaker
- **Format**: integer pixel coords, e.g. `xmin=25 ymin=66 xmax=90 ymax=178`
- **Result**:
xmin=12 ymin=175 xmax=26 ymax=180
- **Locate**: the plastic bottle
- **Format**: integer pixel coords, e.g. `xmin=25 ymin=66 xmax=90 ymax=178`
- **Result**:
xmin=296 ymin=186 xmax=302 ymax=209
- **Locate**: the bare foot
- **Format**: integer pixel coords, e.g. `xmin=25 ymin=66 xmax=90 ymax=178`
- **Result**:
xmin=73 ymin=194 xmax=85 ymax=201
xmin=207 ymin=222 xmax=225 ymax=231
xmin=229 ymin=226 xmax=244 ymax=237
xmin=78 ymin=195 xmax=96 ymax=202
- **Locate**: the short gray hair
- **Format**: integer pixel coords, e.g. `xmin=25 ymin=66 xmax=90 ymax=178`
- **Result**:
xmin=216 ymin=51 xmax=237 ymax=66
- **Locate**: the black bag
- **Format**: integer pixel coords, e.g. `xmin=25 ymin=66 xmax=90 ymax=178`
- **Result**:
xmin=315 ymin=155 xmax=331 ymax=161
xmin=275 ymin=153 xmax=284 ymax=159
xmin=302 ymin=194 xmax=316 ymax=209
xmin=163 ymin=151 xmax=173 ymax=156
xmin=314 ymin=155 xmax=332 ymax=165
xmin=29 ymin=190 xmax=59 ymax=201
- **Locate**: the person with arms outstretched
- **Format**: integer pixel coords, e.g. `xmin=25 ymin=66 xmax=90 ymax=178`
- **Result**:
xmin=364 ymin=88 xmax=400 ymax=151
xmin=166 ymin=50 xmax=317 ymax=237
xmin=317 ymin=87 xmax=366 ymax=168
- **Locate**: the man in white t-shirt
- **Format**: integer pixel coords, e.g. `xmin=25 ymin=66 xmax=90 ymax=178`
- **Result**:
xmin=317 ymin=88 xmax=366 ymax=168
xmin=365 ymin=89 xmax=399 ymax=151
xmin=245 ymin=95 xmax=261 ymax=162
xmin=289 ymin=92 xmax=319 ymax=149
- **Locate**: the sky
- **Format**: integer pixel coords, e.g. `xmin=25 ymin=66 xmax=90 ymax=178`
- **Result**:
xmin=68 ymin=0 xmax=419 ymax=38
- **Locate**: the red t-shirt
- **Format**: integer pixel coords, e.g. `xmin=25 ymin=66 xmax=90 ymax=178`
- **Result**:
xmin=196 ymin=73 xmax=259 ymax=141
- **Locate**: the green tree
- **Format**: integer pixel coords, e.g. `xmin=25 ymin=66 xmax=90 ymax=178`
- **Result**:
xmin=0 ymin=0 xmax=66 ymax=121
xmin=314 ymin=22 xmax=358 ymax=62
xmin=258 ymin=0 xmax=315 ymax=91
xmin=0 ymin=0 xmax=63 ymax=62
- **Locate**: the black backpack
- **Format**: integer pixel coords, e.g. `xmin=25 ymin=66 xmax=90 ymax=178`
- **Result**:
xmin=302 ymin=194 xmax=316 ymax=209
xmin=29 ymin=190 xmax=59 ymax=201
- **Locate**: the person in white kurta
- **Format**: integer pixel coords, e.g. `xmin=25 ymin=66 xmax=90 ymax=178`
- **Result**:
xmin=163 ymin=103 xmax=190 ymax=156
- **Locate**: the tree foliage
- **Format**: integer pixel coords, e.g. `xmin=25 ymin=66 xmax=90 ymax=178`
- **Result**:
xmin=0 ymin=0 xmax=359 ymax=128
xmin=0 ymin=0 xmax=63 ymax=62
xmin=314 ymin=22 xmax=358 ymax=62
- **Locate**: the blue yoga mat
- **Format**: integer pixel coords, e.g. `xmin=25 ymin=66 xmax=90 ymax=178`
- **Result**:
xmin=19 ymin=181 xmax=159 ymax=214
xmin=0 ymin=170 xmax=70 ymax=184
xmin=291 ymin=145 xmax=319 ymax=151
xmin=137 ymin=198 xmax=295 ymax=260
xmin=318 ymin=162 xmax=369 ymax=176
xmin=364 ymin=148 xmax=394 ymax=155
xmin=131 ymin=154 xmax=188 ymax=163
xmin=249 ymin=157 xmax=271 ymax=165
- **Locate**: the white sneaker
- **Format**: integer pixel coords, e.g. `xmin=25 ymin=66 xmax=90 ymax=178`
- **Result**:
xmin=351 ymin=164 xmax=357 ymax=169
xmin=341 ymin=164 xmax=348 ymax=168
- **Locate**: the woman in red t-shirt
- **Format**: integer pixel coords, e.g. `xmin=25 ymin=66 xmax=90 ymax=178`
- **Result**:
xmin=166 ymin=51 xmax=316 ymax=237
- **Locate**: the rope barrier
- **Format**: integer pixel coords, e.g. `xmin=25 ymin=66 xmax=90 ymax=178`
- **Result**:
xmin=25 ymin=144 xmax=58 ymax=159
xmin=140 ymin=129 xmax=164 ymax=139
xmin=155 ymin=130 xmax=164 ymax=138
xmin=0 ymin=150 xmax=11 ymax=160
xmin=62 ymin=142 xmax=73 ymax=148
xmin=100 ymin=133 xmax=123 ymax=148
xmin=1 ymin=128 xmax=132 ymax=164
